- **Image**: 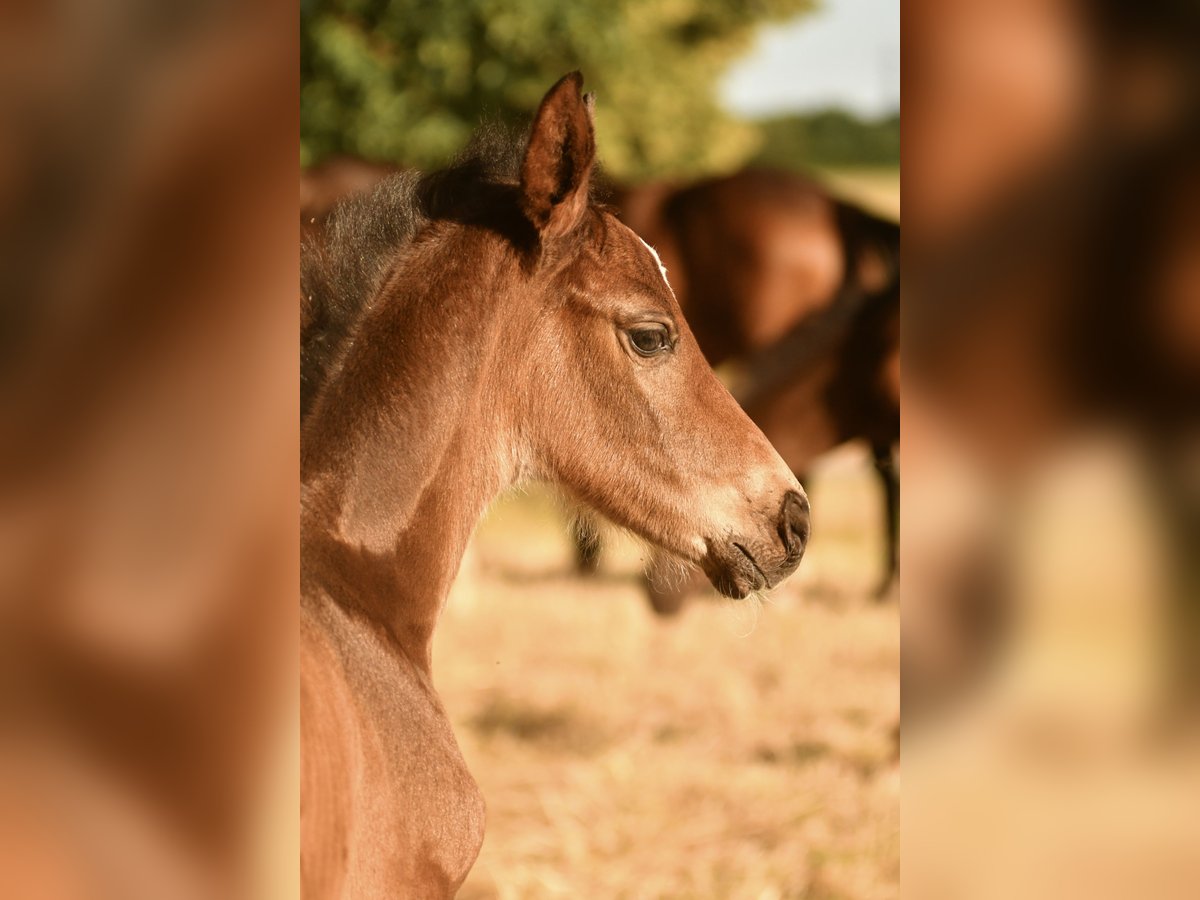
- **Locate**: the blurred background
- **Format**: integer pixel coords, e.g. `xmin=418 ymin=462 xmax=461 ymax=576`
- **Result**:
xmin=300 ymin=1 xmax=900 ymax=898
xmin=902 ymin=1 xmax=1199 ymax=898
xmin=300 ymin=0 xmax=899 ymax=192
xmin=0 ymin=2 xmax=297 ymax=899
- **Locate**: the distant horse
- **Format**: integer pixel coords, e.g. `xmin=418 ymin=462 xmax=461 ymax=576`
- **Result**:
xmin=573 ymin=171 xmax=899 ymax=612
xmin=300 ymin=74 xmax=810 ymax=898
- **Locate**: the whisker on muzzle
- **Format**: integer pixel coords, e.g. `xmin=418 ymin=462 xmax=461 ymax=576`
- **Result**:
xmin=723 ymin=589 xmax=765 ymax=636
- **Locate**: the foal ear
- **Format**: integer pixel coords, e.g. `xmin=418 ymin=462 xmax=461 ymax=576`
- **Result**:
xmin=520 ymin=72 xmax=596 ymax=240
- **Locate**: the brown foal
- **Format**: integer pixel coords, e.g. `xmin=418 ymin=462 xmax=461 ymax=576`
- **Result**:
xmin=300 ymin=74 xmax=809 ymax=898
xmin=576 ymin=172 xmax=900 ymax=610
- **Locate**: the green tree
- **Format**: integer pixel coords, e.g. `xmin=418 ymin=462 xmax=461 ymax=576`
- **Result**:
xmin=752 ymin=108 xmax=900 ymax=169
xmin=301 ymin=0 xmax=814 ymax=182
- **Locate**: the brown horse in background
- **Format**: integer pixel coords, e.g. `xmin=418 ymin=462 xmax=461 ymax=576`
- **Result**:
xmin=300 ymin=74 xmax=810 ymax=898
xmin=574 ymin=171 xmax=900 ymax=612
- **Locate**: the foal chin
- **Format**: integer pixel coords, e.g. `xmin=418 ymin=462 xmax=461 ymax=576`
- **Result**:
xmin=559 ymin=460 xmax=811 ymax=602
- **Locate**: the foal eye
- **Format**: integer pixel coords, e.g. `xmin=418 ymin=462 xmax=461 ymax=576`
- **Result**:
xmin=628 ymin=326 xmax=671 ymax=357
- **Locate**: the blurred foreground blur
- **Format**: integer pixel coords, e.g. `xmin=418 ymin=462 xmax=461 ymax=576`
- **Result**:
xmin=0 ymin=3 xmax=296 ymax=898
xmin=903 ymin=1 xmax=1199 ymax=897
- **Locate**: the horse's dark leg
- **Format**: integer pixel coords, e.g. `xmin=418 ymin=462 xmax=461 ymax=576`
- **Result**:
xmin=643 ymin=549 xmax=699 ymax=617
xmin=872 ymin=442 xmax=899 ymax=600
xmin=571 ymin=512 xmax=602 ymax=575
xmin=1140 ymin=439 xmax=1200 ymax=710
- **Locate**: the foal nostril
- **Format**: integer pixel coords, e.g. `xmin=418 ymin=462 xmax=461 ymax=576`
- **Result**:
xmin=779 ymin=490 xmax=810 ymax=557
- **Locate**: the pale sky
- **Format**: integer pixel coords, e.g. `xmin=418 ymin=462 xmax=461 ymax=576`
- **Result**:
xmin=721 ymin=0 xmax=900 ymax=119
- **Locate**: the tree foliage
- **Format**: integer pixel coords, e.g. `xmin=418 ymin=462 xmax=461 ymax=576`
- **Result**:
xmin=752 ymin=109 xmax=900 ymax=170
xmin=301 ymin=0 xmax=813 ymax=182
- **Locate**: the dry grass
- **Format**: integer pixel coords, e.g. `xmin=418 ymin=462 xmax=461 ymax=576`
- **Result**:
xmin=811 ymin=167 xmax=900 ymax=221
xmin=434 ymin=445 xmax=899 ymax=899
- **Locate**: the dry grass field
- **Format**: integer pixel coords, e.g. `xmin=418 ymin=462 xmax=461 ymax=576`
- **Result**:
xmin=435 ymin=445 xmax=900 ymax=899
xmin=812 ymin=168 xmax=900 ymax=221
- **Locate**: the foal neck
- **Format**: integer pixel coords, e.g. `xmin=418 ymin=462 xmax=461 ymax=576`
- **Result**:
xmin=301 ymin=232 xmax=522 ymax=670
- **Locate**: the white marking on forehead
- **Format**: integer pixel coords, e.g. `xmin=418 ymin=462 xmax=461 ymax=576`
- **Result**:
xmin=636 ymin=235 xmax=672 ymax=290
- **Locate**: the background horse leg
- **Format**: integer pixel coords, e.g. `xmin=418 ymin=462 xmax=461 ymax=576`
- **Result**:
xmin=873 ymin=442 xmax=900 ymax=599
xmin=571 ymin=511 xmax=603 ymax=575
xmin=642 ymin=548 xmax=706 ymax=617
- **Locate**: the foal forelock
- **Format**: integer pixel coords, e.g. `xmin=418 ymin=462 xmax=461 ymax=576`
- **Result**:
xmin=300 ymin=126 xmax=620 ymax=423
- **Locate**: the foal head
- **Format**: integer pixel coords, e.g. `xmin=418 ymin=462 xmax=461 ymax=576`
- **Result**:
xmin=304 ymin=73 xmax=809 ymax=599
xmin=497 ymin=74 xmax=809 ymax=597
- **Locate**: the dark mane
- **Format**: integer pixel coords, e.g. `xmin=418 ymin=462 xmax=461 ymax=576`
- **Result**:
xmin=300 ymin=124 xmax=540 ymax=419
xmin=301 ymin=171 xmax=419 ymax=419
